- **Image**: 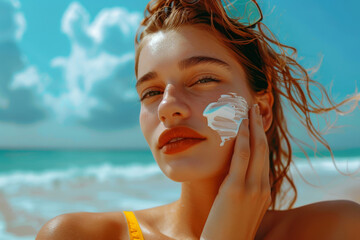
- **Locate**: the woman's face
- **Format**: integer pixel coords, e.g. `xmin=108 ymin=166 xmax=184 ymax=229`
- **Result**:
xmin=136 ymin=25 xmax=255 ymax=182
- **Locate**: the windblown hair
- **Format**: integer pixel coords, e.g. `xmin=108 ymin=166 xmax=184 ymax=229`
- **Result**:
xmin=134 ymin=0 xmax=360 ymax=210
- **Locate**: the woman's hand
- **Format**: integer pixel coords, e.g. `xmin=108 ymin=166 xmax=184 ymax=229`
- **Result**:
xmin=200 ymin=104 xmax=272 ymax=240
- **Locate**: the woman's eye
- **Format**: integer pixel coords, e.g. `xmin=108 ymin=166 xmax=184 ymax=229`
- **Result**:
xmin=195 ymin=77 xmax=220 ymax=85
xmin=140 ymin=90 xmax=163 ymax=101
xmin=140 ymin=77 xmax=219 ymax=101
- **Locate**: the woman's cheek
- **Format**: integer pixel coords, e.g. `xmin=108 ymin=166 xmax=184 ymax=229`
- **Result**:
xmin=139 ymin=108 xmax=155 ymax=143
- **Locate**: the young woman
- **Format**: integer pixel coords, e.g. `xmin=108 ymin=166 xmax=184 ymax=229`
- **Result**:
xmin=36 ymin=0 xmax=360 ymax=239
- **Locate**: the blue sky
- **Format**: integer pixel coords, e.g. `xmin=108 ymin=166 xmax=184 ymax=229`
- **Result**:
xmin=0 ymin=0 xmax=359 ymax=150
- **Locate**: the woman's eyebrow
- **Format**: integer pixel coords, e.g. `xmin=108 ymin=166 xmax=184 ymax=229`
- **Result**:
xmin=179 ymin=56 xmax=231 ymax=70
xmin=136 ymin=71 xmax=158 ymax=89
xmin=136 ymin=56 xmax=230 ymax=89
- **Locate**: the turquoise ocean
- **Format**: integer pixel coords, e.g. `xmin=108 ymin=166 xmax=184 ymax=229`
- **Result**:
xmin=0 ymin=149 xmax=359 ymax=240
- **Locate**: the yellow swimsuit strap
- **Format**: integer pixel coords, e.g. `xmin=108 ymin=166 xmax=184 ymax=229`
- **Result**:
xmin=123 ymin=211 xmax=145 ymax=240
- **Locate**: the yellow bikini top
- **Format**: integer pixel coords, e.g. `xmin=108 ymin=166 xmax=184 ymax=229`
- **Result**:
xmin=123 ymin=211 xmax=145 ymax=240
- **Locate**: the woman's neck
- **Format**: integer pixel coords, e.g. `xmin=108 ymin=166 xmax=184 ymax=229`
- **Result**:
xmin=164 ymin=174 xmax=227 ymax=239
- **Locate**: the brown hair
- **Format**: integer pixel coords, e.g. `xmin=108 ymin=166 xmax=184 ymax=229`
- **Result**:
xmin=134 ymin=0 xmax=360 ymax=210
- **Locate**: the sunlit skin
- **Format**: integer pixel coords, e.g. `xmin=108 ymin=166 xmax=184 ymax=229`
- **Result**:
xmin=136 ymin=25 xmax=274 ymax=239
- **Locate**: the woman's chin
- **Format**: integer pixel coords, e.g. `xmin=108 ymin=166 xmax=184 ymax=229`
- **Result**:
xmin=155 ymin=148 xmax=233 ymax=183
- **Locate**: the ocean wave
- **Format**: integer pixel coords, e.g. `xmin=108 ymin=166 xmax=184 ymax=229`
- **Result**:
xmin=0 ymin=162 xmax=178 ymax=239
xmin=0 ymin=163 xmax=162 ymax=188
xmin=292 ymin=156 xmax=360 ymax=176
xmin=1 ymin=156 xmax=359 ymax=187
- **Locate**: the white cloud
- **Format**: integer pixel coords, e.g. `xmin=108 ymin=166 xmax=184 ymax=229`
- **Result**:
xmin=43 ymin=90 xmax=100 ymax=122
xmin=0 ymin=0 xmax=47 ymax=124
xmin=10 ymin=66 xmax=49 ymax=93
xmin=61 ymin=2 xmax=141 ymax=47
xmin=51 ymin=46 xmax=134 ymax=93
xmin=14 ymin=8 xmax=26 ymax=40
xmin=89 ymin=6 xmax=140 ymax=42
xmin=61 ymin=2 xmax=92 ymax=47
xmin=0 ymin=0 xmax=26 ymax=42
xmin=44 ymin=2 xmax=141 ymax=125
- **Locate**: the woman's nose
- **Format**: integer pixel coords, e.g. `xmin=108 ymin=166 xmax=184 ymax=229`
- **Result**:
xmin=158 ymin=84 xmax=190 ymax=126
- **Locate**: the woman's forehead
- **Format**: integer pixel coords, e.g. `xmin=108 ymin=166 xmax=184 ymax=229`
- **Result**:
xmin=138 ymin=26 xmax=237 ymax=76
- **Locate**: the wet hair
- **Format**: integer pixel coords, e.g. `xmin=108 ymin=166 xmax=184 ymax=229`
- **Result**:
xmin=134 ymin=0 xmax=360 ymax=210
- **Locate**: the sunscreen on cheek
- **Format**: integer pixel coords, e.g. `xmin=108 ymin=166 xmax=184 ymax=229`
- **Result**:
xmin=203 ymin=92 xmax=249 ymax=146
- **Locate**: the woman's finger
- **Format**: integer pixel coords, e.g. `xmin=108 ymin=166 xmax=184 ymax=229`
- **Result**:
xmin=262 ymin=141 xmax=271 ymax=189
xmin=226 ymin=115 xmax=251 ymax=185
xmin=246 ymin=104 xmax=269 ymax=186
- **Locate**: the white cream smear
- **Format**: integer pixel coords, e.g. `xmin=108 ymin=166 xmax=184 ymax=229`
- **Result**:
xmin=203 ymin=92 xmax=249 ymax=146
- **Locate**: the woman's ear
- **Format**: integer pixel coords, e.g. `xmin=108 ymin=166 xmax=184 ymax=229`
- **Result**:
xmin=256 ymin=91 xmax=274 ymax=132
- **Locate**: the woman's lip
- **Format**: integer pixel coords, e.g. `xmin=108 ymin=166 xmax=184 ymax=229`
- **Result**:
xmin=161 ymin=138 xmax=205 ymax=155
xmin=158 ymin=126 xmax=206 ymax=149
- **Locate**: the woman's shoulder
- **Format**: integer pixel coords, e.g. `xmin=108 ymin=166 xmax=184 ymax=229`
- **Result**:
xmin=271 ymin=200 xmax=360 ymax=240
xmin=35 ymin=211 xmax=129 ymax=240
